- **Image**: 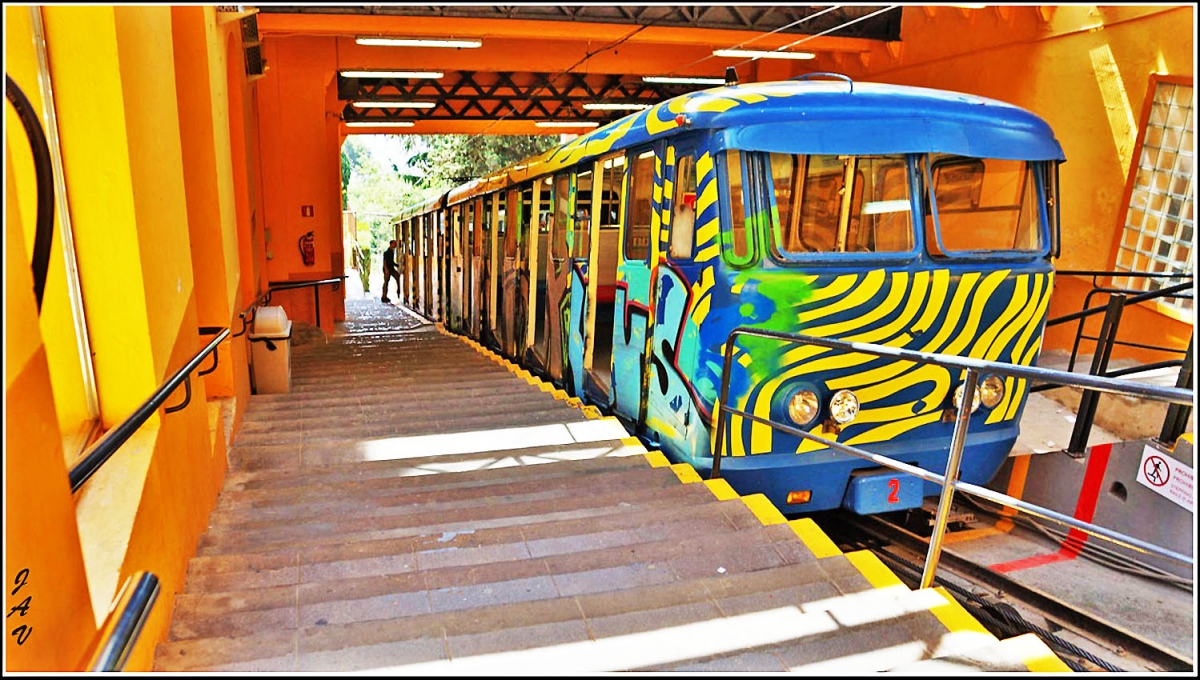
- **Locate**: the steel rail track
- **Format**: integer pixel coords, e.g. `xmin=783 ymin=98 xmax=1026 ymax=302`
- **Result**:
xmin=823 ymin=511 xmax=1194 ymax=672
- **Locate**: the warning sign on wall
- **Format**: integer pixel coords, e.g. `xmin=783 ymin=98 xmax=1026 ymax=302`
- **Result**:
xmin=1135 ymin=444 xmax=1195 ymax=512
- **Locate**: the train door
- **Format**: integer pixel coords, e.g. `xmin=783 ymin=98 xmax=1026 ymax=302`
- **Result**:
xmin=419 ymin=215 xmax=430 ymax=316
xmin=541 ymin=172 xmax=572 ymax=381
xmin=564 ymin=166 xmax=593 ymax=396
xmin=646 ymin=138 xmax=705 ymax=450
xmin=612 ymin=145 xmax=659 ymax=425
xmin=500 ymin=187 xmax=521 ymax=357
xmin=581 ymin=153 xmax=624 ymax=408
xmin=449 ymin=206 xmax=464 ymax=331
xmin=439 ymin=210 xmax=451 ymax=323
xmin=488 ymin=193 xmax=503 ymax=350
xmin=465 ymin=199 xmax=477 ymax=337
xmin=520 ymin=182 xmax=539 ymax=361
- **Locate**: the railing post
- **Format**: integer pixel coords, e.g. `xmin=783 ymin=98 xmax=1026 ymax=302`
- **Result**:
xmin=1069 ymin=293 xmax=1125 ymax=454
xmin=314 ymin=284 xmax=321 ymax=328
xmin=921 ymin=369 xmax=978 ymax=589
xmin=710 ymin=331 xmax=739 ymax=479
xmin=1160 ymin=338 xmax=1194 ymax=445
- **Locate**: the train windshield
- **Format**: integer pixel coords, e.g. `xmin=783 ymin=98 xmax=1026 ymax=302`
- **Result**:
xmin=925 ymin=154 xmax=1046 ymax=255
xmin=764 ymin=153 xmax=914 ymax=257
xmin=745 ymin=151 xmax=1051 ymax=260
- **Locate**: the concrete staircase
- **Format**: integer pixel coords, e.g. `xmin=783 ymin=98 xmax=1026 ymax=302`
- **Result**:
xmin=153 ymin=321 xmax=1069 ymax=672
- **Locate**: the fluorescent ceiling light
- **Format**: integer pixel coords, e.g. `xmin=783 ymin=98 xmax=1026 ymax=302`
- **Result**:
xmin=356 ymin=37 xmax=482 ymax=48
xmin=352 ymin=101 xmax=437 ymax=109
xmin=713 ymin=49 xmax=816 ymax=60
xmin=582 ymin=103 xmax=653 ymax=111
xmin=344 ymin=121 xmax=416 ymax=128
xmin=339 ymin=70 xmax=444 ymax=79
xmin=535 ymin=121 xmax=601 ymax=128
xmin=642 ymin=75 xmax=725 ymax=85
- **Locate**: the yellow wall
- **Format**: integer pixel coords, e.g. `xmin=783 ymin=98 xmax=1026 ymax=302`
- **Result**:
xmin=4 ymin=6 xmax=96 ymax=458
xmin=5 ymin=5 xmax=254 ymax=671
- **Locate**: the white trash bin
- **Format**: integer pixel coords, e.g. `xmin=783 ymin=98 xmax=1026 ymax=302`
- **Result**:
xmin=249 ymin=306 xmax=293 ymax=394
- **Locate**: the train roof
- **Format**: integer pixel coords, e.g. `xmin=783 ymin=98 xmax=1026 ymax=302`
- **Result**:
xmin=411 ymin=78 xmax=1066 ymax=209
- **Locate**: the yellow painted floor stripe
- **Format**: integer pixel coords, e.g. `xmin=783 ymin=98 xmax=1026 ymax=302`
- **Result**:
xmin=669 ymin=463 xmax=703 ymax=484
xmin=788 ymin=518 xmax=842 ymax=558
xmin=741 ymin=494 xmax=787 ymax=526
xmin=621 ymin=436 xmax=645 ymax=449
xmin=995 ymin=454 xmax=1031 ymax=533
xmin=943 ymin=527 xmax=1002 ymax=544
xmin=928 ymin=586 xmax=992 ymax=636
xmin=1004 ymin=633 xmax=1074 ymax=672
xmin=643 ymin=450 xmax=671 ymax=468
xmin=845 ymin=550 xmax=906 ymax=589
xmin=703 ymin=478 xmax=739 ymax=501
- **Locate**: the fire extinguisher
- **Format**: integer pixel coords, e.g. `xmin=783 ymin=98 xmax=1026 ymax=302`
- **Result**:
xmin=299 ymin=230 xmax=315 ymax=266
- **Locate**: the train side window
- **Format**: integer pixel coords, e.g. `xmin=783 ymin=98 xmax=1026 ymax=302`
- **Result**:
xmin=723 ymin=150 xmax=753 ymax=264
xmin=539 ymin=176 xmax=554 ymax=236
xmin=670 ymin=155 xmax=697 ymax=260
xmin=551 ymin=173 xmax=571 ymax=259
xmin=574 ymin=168 xmax=592 ymax=258
xmin=598 ymin=154 xmax=625 ymax=231
xmin=624 ymin=148 xmax=655 ymax=261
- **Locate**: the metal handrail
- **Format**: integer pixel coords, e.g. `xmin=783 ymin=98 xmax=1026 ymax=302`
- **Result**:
xmin=263 ymin=276 xmax=347 ymax=327
xmin=68 ymin=328 xmax=231 ymax=492
xmin=87 ymin=571 xmax=160 ymax=671
xmin=711 ymin=327 xmax=1193 ymax=589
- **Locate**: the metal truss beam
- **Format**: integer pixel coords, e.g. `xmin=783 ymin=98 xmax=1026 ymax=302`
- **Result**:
xmin=339 ymin=70 xmax=703 ymax=124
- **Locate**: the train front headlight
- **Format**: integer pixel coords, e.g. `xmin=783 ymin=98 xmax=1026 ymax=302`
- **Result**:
xmin=979 ymin=375 xmax=1005 ymax=409
xmin=829 ymin=389 xmax=859 ymax=424
xmin=953 ymin=383 xmax=982 ymax=413
xmin=787 ymin=390 xmax=821 ymax=426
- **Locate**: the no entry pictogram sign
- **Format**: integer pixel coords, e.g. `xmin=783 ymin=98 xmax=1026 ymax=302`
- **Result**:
xmin=1136 ymin=445 xmax=1194 ymax=512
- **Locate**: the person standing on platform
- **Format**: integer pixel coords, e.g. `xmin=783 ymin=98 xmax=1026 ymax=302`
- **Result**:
xmin=382 ymin=239 xmax=400 ymax=303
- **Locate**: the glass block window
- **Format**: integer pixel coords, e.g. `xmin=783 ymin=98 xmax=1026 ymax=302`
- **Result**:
xmin=1113 ymin=81 xmax=1194 ymax=313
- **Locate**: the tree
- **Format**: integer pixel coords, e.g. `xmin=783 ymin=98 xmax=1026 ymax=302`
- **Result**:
xmin=401 ymin=134 xmax=561 ymax=189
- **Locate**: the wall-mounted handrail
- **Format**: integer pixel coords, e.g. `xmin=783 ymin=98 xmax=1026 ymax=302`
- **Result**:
xmin=711 ymin=327 xmax=1193 ymax=589
xmin=5 ymin=73 xmax=55 ymax=313
xmin=68 ymin=328 xmax=231 ymax=493
xmin=263 ymin=276 xmax=347 ymax=327
xmin=86 ymin=571 xmax=160 ymax=672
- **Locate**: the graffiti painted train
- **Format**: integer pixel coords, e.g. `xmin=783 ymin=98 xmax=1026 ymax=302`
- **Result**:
xmin=393 ymin=78 xmax=1063 ymax=514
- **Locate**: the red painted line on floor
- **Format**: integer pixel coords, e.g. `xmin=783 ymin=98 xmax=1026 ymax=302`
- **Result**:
xmin=989 ymin=550 xmax=1075 ymax=573
xmin=1062 ymin=442 xmax=1113 ymax=557
xmin=988 ymin=443 xmax=1114 ymax=572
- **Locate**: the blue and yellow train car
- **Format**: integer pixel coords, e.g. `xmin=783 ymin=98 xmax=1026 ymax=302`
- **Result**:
xmin=394 ymin=77 xmax=1064 ymax=515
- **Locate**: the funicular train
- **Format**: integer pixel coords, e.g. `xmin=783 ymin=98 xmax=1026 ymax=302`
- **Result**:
xmin=392 ymin=76 xmax=1064 ymax=515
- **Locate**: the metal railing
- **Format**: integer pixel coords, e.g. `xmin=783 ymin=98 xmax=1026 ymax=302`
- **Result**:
xmin=68 ymin=328 xmax=230 ymax=492
xmin=1034 ymin=270 xmax=1193 ymax=451
xmin=86 ymin=572 xmax=160 ymax=671
xmin=711 ymin=327 xmax=1194 ymax=589
xmin=263 ymin=276 xmax=347 ymax=327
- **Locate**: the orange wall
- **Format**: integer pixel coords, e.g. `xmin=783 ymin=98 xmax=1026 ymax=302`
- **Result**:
xmin=5 ymin=144 xmax=96 ymax=672
xmin=4 ymin=6 xmax=96 ymax=448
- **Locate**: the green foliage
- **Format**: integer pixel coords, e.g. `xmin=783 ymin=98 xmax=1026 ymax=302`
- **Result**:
xmin=401 ymin=134 xmax=561 ymax=189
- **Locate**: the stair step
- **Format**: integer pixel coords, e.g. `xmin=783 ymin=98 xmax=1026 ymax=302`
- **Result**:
xmin=187 ymin=494 xmax=744 ymax=590
xmin=197 ymin=480 xmax=717 ymax=556
xmin=158 ymin=553 xmax=840 ymax=671
xmin=209 ymin=459 xmax=664 ymax=528
xmin=171 ymin=506 xmax=786 ymax=639
xmin=220 ymin=438 xmax=643 ymax=497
